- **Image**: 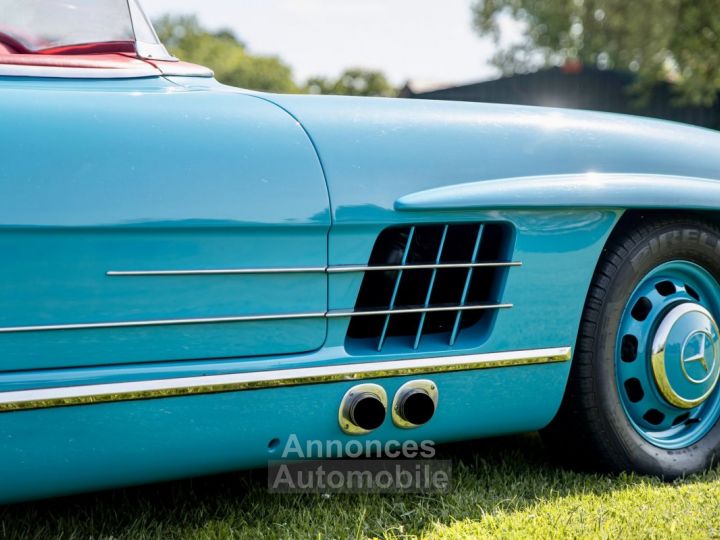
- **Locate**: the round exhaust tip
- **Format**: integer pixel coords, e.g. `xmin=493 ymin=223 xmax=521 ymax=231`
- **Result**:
xmin=398 ymin=390 xmax=436 ymax=425
xmin=339 ymin=384 xmax=388 ymax=435
xmin=392 ymin=380 xmax=439 ymax=429
xmin=350 ymin=393 xmax=386 ymax=430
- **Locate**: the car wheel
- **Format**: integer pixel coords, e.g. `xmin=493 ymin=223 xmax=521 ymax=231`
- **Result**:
xmin=543 ymin=216 xmax=720 ymax=478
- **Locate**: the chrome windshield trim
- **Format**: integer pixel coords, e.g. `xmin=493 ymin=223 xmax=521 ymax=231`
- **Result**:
xmin=0 ymin=347 xmax=572 ymax=412
xmin=135 ymin=41 xmax=176 ymax=62
xmin=127 ymin=0 xmax=177 ymax=62
xmin=106 ymin=262 xmax=522 ymax=276
xmin=0 ymin=303 xmax=511 ymax=334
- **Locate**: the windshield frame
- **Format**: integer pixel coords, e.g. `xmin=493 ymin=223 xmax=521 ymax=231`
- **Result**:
xmin=0 ymin=0 xmax=175 ymax=61
xmin=127 ymin=0 xmax=175 ymax=61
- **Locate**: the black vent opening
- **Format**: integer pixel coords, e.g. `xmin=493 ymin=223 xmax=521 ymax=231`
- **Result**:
xmin=346 ymin=222 xmax=515 ymax=352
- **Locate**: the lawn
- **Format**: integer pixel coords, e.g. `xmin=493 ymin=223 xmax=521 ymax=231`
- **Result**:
xmin=2 ymin=434 xmax=720 ymax=539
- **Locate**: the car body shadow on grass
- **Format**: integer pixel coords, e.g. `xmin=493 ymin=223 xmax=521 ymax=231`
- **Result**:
xmin=1 ymin=433 xmax=719 ymax=539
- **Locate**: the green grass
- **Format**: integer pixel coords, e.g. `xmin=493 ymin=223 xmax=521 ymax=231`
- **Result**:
xmin=2 ymin=434 xmax=720 ymax=539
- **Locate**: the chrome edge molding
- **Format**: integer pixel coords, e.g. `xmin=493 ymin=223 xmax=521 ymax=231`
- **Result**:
xmin=106 ymin=261 xmax=522 ymax=276
xmin=0 ymin=65 xmax=162 ymax=79
xmin=0 ymin=303 xmax=511 ymax=334
xmin=0 ymin=312 xmax=326 ymax=334
xmin=327 ymin=303 xmax=513 ymax=318
xmin=330 ymin=262 xmax=522 ymax=273
xmin=107 ymin=267 xmax=327 ymax=276
xmin=0 ymin=347 xmax=572 ymax=412
xmin=2 ymin=263 xmax=519 ymax=334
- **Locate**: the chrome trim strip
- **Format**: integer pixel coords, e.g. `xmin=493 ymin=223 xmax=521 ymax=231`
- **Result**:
xmin=0 ymin=313 xmax=326 ymax=334
xmin=0 ymin=347 xmax=572 ymax=412
xmin=328 ymin=262 xmax=522 ymax=273
xmin=0 ymin=62 xmax=213 ymax=80
xmin=0 ymin=304 xmax=513 ymax=334
xmin=0 ymin=303 xmax=510 ymax=334
xmin=153 ymin=64 xmax=215 ymax=78
xmin=0 ymin=65 xmax=161 ymax=79
xmin=106 ymin=262 xmax=522 ymax=277
xmin=107 ymin=267 xmax=327 ymax=276
xmin=327 ymin=303 xmax=513 ymax=318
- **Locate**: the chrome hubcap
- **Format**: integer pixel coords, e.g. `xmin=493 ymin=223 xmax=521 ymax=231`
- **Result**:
xmin=651 ymin=303 xmax=720 ymax=409
xmin=615 ymin=261 xmax=720 ymax=449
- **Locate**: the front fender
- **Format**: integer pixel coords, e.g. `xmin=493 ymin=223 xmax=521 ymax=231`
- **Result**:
xmin=395 ymin=173 xmax=720 ymax=211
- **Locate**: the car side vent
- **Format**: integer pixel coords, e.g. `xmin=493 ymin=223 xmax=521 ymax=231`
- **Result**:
xmin=346 ymin=223 xmax=518 ymax=352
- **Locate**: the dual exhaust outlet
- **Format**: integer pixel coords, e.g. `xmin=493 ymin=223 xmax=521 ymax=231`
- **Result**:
xmin=338 ymin=380 xmax=438 ymax=435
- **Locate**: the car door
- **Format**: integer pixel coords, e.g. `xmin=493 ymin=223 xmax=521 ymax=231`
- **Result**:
xmin=0 ymin=79 xmax=330 ymax=371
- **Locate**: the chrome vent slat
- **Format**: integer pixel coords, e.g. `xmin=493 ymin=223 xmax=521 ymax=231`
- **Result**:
xmin=346 ymin=222 xmax=518 ymax=353
xmin=377 ymin=226 xmax=416 ymax=351
xmin=413 ymin=224 xmax=449 ymax=350
xmin=450 ymin=224 xmax=484 ymax=346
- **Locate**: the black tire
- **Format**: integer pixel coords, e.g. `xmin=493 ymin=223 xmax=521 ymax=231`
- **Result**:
xmin=542 ymin=215 xmax=720 ymax=478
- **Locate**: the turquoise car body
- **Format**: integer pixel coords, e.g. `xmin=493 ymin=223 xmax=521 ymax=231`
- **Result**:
xmin=2 ymin=71 xmax=720 ymax=503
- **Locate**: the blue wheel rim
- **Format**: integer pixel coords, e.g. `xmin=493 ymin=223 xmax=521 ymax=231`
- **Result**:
xmin=615 ymin=260 xmax=720 ymax=449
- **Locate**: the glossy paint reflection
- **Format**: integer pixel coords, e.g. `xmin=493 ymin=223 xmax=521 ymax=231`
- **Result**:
xmin=0 ymin=79 xmax=331 ymax=368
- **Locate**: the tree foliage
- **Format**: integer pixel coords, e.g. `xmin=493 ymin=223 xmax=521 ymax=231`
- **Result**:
xmin=472 ymin=0 xmax=720 ymax=105
xmin=154 ymin=15 xmax=298 ymax=93
xmin=154 ymin=16 xmax=397 ymax=97
xmin=305 ymin=69 xmax=397 ymax=97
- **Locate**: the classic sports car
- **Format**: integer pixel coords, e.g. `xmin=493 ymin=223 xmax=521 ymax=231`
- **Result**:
xmin=2 ymin=0 xmax=720 ymax=504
